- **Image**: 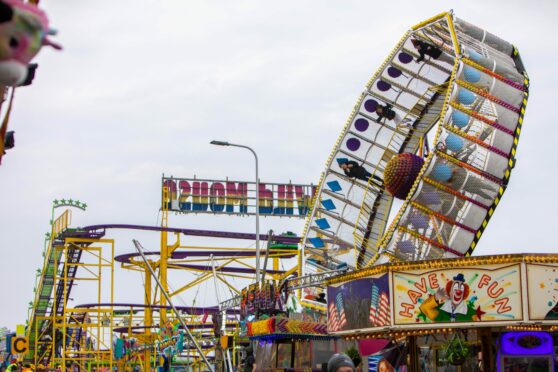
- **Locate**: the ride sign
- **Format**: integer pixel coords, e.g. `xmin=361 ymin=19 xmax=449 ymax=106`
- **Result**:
xmin=163 ymin=177 xmax=316 ymax=217
xmin=11 ymin=336 xmax=28 ymax=355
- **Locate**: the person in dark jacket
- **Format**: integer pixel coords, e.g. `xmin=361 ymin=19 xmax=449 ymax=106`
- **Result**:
xmin=340 ymin=160 xmax=372 ymax=182
xmin=376 ymin=103 xmax=397 ymax=122
xmin=244 ymin=344 xmax=256 ymax=372
xmin=412 ymin=39 xmax=442 ymax=62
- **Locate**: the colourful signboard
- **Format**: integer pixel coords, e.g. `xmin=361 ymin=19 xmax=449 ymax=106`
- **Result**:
xmin=526 ymin=263 xmax=558 ymax=320
xmin=163 ymin=177 xmax=316 ymax=217
xmin=327 ymin=274 xmax=390 ymax=332
xmin=392 ymin=264 xmax=522 ymax=325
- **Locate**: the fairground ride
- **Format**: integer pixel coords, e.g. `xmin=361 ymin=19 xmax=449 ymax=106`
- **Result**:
xmin=25 ymin=190 xmax=302 ymax=371
xmin=298 ymin=9 xmax=527 ymax=302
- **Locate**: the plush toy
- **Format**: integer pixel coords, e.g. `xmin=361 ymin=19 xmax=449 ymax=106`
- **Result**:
xmin=0 ymin=0 xmax=61 ymax=86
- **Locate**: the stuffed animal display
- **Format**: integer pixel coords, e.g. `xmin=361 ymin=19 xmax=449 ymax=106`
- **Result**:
xmin=0 ymin=0 xmax=60 ymax=86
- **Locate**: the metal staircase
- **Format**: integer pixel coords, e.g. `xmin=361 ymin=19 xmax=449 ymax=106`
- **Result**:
xmin=26 ymin=212 xmax=106 ymax=365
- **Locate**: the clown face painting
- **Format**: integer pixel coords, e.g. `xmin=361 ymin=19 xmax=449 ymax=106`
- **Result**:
xmin=439 ymin=274 xmax=470 ymax=320
xmin=419 ymin=273 xmax=478 ymax=322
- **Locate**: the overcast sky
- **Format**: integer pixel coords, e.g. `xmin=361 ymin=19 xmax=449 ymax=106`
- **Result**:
xmin=0 ymin=0 xmax=556 ymax=327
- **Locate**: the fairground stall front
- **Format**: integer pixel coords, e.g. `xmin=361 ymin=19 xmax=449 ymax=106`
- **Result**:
xmin=326 ymin=254 xmax=558 ymax=371
xmin=239 ymin=280 xmax=359 ymax=371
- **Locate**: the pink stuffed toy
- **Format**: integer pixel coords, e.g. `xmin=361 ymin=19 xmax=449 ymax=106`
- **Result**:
xmin=0 ymin=0 xmax=60 ymax=86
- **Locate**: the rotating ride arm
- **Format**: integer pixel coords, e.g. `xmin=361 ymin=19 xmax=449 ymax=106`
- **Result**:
xmin=299 ymin=11 xmax=528 ymax=274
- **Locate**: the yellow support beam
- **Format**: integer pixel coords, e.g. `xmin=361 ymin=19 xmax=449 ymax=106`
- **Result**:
xmin=445 ymin=12 xmax=461 ymax=56
xmin=411 ymin=11 xmax=449 ymax=30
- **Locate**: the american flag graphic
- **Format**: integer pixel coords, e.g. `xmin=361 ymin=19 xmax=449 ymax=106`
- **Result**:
xmin=369 ymin=285 xmax=379 ymax=325
xmin=335 ymin=292 xmax=347 ymax=329
xmin=328 ymin=300 xmax=339 ymax=331
xmin=376 ymin=292 xmax=390 ymax=326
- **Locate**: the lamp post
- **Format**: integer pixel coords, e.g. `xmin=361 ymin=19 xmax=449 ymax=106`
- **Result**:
xmin=210 ymin=140 xmax=261 ymax=283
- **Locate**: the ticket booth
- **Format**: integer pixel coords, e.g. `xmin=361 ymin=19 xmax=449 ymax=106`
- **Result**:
xmin=497 ymin=331 xmax=554 ymax=371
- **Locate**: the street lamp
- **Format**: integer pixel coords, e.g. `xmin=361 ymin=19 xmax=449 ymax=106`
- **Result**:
xmin=210 ymin=140 xmax=261 ymax=283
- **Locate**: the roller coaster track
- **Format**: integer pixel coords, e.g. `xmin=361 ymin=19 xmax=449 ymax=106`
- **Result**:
xmin=27 ymin=222 xmax=301 ymax=363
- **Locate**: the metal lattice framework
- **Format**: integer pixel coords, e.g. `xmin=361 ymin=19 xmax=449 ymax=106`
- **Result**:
xmin=300 ymin=11 xmax=528 ymax=274
xmin=27 ymin=189 xmax=302 ymax=369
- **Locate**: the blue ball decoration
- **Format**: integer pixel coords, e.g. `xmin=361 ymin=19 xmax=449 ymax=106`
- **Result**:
xmin=409 ymin=211 xmax=429 ymax=230
xmin=463 ymin=66 xmax=481 ymax=83
xmin=468 ymin=49 xmax=482 ymax=62
xmin=396 ymin=240 xmax=416 ymax=254
xmin=458 ymin=88 xmax=476 ymax=105
xmin=431 ymin=163 xmax=452 ymax=182
xmin=451 ymin=110 xmax=469 ymax=128
xmin=445 ymin=134 xmax=464 ymax=152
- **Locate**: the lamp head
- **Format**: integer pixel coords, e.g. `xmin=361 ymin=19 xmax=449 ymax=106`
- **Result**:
xmin=210 ymin=140 xmax=230 ymax=146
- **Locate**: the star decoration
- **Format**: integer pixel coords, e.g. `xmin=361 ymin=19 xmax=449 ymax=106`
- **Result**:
xmin=68 ymin=199 xmax=74 ymax=205
xmin=60 ymin=199 xmax=66 ymax=204
xmin=540 ymin=283 xmax=546 ymax=289
xmin=475 ymin=306 xmax=486 ymax=320
xmin=53 ymin=199 xmax=59 ymax=205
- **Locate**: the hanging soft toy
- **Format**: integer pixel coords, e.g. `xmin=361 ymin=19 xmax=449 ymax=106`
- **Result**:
xmin=0 ymin=0 xmax=61 ymax=86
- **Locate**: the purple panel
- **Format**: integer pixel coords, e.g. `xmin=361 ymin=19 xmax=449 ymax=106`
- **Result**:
xmin=354 ymin=118 xmax=369 ymax=132
xmin=346 ymin=138 xmax=361 ymax=151
xmin=387 ymin=66 xmax=402 ymax=78
xmin=75 ymin=302 xmax=240 ymax=314
xmin=398 ymin=52 xmax=413 ymax=64
xmin=81 ymin=224 xmax=301 ymax=244
xmin=115 ymin=249 xmax=296 ymax=263
xmin=500 ymin=332 xmax=554 ymax=355
xmin=172 ymin=263 xmax=287 ymax=275
xmin=364 ymin=99 xmax=378 ymax=113
xmin=377 ymin=80 xmax=391 ymax=92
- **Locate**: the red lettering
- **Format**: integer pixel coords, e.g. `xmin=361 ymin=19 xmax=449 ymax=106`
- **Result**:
xmin=295 ymin=185 xmax=311 ymax=214
xmin=286 ymin=184 xmax=294 ymax=208
xmin=488 ymin=282 xmax=504 ymax=298
xmin=428 ymin=273 xmax=439 ymax=289
xmin=225 ymin=182 xmax=248 ymax=213
xmin=179 ymin=181 xmax=191 ymax=202
xmin=414 ymin=277 xmax=428 ymax=294
xmin=399 ymin=303 xmax=414 ymax=318
xmin=163 ymin=179 xmax=177 ymax=199
xmin=192 ymin=182 xmax=209 ymax=210
xmin=210 ymin=182 xmax=226 ymax=211
xmin=259 ymin=184 xmax=274 ymax=213
xmin=494 ymin=297 xmax=512 ymax=313
xmin=277 ymin=184 xmax=286 ymax=208
xmin=408 ymin=290 xmax=422 ymax=304
xmin=478 ymin=274 xmax=491 ymax=289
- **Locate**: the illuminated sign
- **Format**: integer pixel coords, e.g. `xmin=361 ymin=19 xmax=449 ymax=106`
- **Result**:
xmin=393 ymin=264 xmax=522 ymax=325
xmin=163 ymin=177 xmax=316 ymax=217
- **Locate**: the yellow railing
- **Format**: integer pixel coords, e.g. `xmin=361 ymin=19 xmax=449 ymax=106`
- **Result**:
xmin=52 ymin=209 xmax=72 ymax=237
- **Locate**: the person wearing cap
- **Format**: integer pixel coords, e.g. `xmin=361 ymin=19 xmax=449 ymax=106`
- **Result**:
xmin=327 ymin=353 xmax=355 ymax=372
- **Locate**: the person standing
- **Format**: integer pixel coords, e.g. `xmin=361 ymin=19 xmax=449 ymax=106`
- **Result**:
xmin=327 ymin=354 xmax=355 ymax=372
xmin=243 ymin=344 xmax=256 ymax=372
